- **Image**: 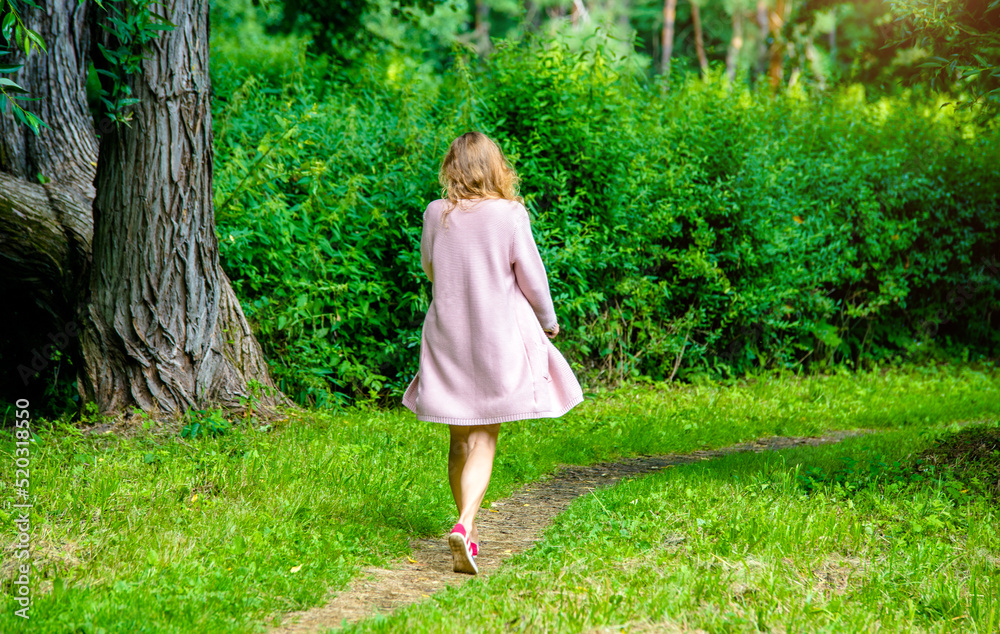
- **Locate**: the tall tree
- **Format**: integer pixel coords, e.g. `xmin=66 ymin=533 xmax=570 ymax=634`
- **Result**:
xmin=691 ymin=0 xmax=709 ymax=76
xmin=754 ymin=0 xmax=769 ymax=76
xmin=661 ymin=0 xmax=678 ymax=78
xmin=473 ymin=0 xmax=491 ymax=54
xmin=82 ymin=0 xmax=280 ymax=413
xmin=827 ymin=7 xmax=836 ymax=62
xmin=1 ymin=0 xmax=283 ymax=415
xmin=726 ymin=8 xmax=745 ymax=81
xmin=767 ymin=0 xmax=788 ymax=88
xmin=1 ymin=0 xmax=96 ymax=404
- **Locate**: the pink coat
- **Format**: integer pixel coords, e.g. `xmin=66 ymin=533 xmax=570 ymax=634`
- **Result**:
xmin=402 ymin=198 xmax=584 ymax=425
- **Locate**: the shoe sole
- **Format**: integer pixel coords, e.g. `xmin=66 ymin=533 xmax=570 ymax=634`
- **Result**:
xmin=448 ymin=532 xmax=478 ymax=575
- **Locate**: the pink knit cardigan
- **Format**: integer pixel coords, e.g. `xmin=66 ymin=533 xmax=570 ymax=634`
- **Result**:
xmin=402 ymin=198 xmax=584 ymax=425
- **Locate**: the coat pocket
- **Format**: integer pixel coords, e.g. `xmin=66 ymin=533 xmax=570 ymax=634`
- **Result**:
xmin=527 ymin=335 xmax=551 ymax=408
xmin=514 ymin=300 xmax=552 ymax=409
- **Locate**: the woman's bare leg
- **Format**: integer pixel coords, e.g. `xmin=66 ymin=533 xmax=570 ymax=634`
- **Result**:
xmin=448 ymin=427 xmax=469 ymax=519
xmin=448 ymin=423 xmax=500 ymax=545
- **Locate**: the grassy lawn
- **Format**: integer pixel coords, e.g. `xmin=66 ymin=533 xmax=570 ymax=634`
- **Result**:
xmin=1 ymin=363 xmax=999 ymax=632
xmin=358 ymin=422 xmax=1000 ymax=633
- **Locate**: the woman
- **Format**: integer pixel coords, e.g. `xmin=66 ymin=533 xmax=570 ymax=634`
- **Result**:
xmin=402 ymin=131 xmax=584 ymax=575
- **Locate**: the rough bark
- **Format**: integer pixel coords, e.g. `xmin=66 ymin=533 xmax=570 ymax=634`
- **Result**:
xmin=726 ymin=10 xmax=744 ymax=82
xmin=661 ymin=0 xmax=677 ymax=79
xmin=691 ymin=0 xmax=708 ymax=76
xmin=0 ymin=173 xmax=93 ymax=321
xmin=79 ymin=0 xmax=282 ymax=414
xmin=0 ymin=1 xmax=97 ymax=193
xmin=0 ymin=0 xmax=95 ymax=397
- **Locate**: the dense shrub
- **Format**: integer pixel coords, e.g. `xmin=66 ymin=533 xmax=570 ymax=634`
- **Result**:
xmin=211 ymin=35 xmax=1000 ymax=405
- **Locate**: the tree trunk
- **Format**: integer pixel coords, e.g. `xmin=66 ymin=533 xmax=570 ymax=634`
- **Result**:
xmin=524 ymin=1 xmax=539 ymax=30
xmin=691 ymin=0 xmax=708 ymax=76
xmin=726 ymin=10 xmax=744 ymax=82
xmin=755 ymin=0 xmax=769 ymax=78
xmin=80 ymin=0 xmax=282 ymax=415
xmin=661 ymin=0 xmax=678 ymax=79
xmin=473 ymin=0 xmax=490 ymax=55
xmin=0 ymin=0 xmax=96 ymax=399
xmin=828 ymin=11 xmax=837 ymax=66
xmin=767 ymin=0 xmax=787 ymax=89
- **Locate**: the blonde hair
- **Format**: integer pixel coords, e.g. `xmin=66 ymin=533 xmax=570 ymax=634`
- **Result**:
xmin=439 ymin=132 xmax=522 ymax=223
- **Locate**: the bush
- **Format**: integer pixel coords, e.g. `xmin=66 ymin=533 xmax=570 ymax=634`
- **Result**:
xmin=211 ymin=33 xmax=1000 ymax=406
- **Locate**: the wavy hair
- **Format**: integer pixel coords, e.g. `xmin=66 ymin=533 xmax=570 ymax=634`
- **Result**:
xmin=439 ymin=132 xmax=522 ymax=224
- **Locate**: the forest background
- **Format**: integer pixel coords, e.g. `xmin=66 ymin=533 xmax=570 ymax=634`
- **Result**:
xmin=4 ymin=0 xmax=1000 ymax=413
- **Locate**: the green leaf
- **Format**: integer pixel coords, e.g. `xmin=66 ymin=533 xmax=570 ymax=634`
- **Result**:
xmin=24 ymin=28 xmax=46 ymax=54
xmin=97 ymin=42 xmax=121 ymax=63
xmin=0 ymin=77 xmax=27 ymax=93
xmin=24 ymin=111 xmax=44 ymax=134
xmin=95 ymin=68 xmax=119 ymax=80
xmin=12 ymin=106 xmax=31 ymax=133
xmin=150 ymin=14 xmax=178 ymax=29
xmin=0 ymin=63 xmax=23 ymax=74
xmin=1 ymin=13 xmax=15 ymax=41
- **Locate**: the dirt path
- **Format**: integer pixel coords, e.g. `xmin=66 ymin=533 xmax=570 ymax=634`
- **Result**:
xmin=270 ymin=430 xmax=870 ymax=633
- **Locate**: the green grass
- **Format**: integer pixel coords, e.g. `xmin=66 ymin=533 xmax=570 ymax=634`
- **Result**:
xmin=360 ymin=422 xmax=1000 ymax=633
xmin=1 ymin=362 xmax=999 ymax=632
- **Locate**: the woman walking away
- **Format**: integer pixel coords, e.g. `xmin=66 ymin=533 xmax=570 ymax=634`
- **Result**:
xmin=403 ymin=132 xmax=584 ymax=575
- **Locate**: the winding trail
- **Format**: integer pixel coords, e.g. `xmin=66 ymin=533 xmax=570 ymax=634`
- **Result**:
xmin=270 ymin=430 xmax=870 ymax=632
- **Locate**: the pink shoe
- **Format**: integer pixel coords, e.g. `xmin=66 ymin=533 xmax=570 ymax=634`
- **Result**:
xmin=448 ymin=523 xmax=478 ymax=575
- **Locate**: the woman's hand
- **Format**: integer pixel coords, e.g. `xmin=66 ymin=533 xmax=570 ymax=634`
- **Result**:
xmin=544 ymin=323 xmax=560 ymax=339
